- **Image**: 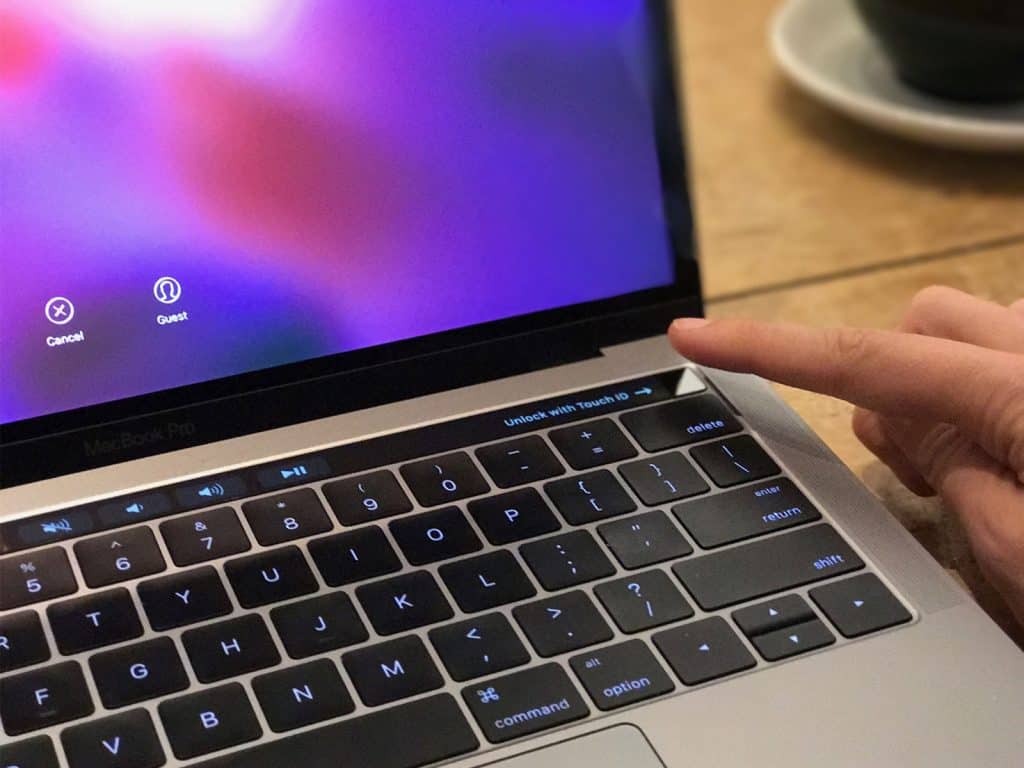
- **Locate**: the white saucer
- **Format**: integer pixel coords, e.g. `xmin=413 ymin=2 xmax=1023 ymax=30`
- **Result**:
xmin=771 ymin=0 xmax=1024 ymax=152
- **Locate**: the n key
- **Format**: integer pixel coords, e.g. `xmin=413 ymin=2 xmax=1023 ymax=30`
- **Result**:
xmin=61 ymin=709 xmax=165 ymax=768
xmin=182 ymin=614 xmax=281 ymax=683
xmin=225 ymin=546 xmax=318 ymax=608
xmin=74 ymin=528 xmax=165 ymax=588
xmin=47 ymin=588 xmax=143 ymax=655
xmin=253 ymin=659 xmax=355 ymax=732
xmin=138 ymin=566 xmax=232 ymax=630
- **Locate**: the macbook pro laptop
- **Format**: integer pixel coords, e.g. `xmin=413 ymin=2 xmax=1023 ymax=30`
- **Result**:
xmin=1 ymin=2 xmax=1022 ymax=767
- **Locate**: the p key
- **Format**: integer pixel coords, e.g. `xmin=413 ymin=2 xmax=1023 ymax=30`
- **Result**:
xmin=74 ymin=528 xmax=165 ymax=588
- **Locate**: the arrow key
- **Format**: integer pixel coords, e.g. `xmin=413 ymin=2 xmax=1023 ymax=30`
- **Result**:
xmin=809 ymin=573 xmax=911 ymax=637
xmin=653 ymin=616 xmax=755 ymax=685
xmin=751 ymin=618 xmax=834 ymax=661
xmin=429 ymin=613 xmax=530 ymax=681
xmin=731 ymin=593 xmax=815 ymax=638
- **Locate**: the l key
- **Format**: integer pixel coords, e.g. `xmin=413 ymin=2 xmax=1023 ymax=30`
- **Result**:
xmin=438 ymin=551 xmax=536 ymax=613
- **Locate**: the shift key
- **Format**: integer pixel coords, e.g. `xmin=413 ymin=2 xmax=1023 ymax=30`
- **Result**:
xmin=672 ymin=525 xmax=863 ymax=610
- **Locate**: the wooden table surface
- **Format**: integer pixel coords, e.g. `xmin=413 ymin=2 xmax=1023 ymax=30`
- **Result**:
xmin=673 ymin=0 xmax=1024 ymax=641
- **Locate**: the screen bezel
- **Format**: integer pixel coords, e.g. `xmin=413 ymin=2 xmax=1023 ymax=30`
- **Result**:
xmin=0 ymin=0 xmax=701 ymax=486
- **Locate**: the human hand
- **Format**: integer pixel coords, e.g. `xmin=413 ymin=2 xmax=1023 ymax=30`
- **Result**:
xmin=668 ymin=286 xmax=1024 ymax=629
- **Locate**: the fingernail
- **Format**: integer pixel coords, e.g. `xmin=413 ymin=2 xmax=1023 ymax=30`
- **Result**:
xmin=670 ymin=317 xmax=710 ymax=332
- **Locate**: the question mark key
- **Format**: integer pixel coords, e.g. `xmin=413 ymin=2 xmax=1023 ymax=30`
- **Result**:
xmin=595 ymin=571 xmax=694 ymax=633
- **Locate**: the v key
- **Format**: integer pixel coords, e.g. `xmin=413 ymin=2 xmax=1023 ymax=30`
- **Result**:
xmin=62 ymin=709 xmax=165 ymax=768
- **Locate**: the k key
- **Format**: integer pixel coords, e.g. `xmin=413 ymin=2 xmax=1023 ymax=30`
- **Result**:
xmin=182 ymin=614 xmax=281 ymax=684
xmin=137 ymin=566 xmax=232 ymax=630
xmin=355 ymin=571 xmax=453 ymax=636
xmin=225 ymin=546 xmax=318 ymax=608
xmin=47 ymin=588 xmax=143 ymax=655
xmin=74 ymin=528 xmax=165 ymax=588
xmin=242 ymin=489 xmax=332 ymax=546
xmin=60 ymin=709 xmax=165 ymax=768
xmin=160 ymin=507 xmax=251 ymax=566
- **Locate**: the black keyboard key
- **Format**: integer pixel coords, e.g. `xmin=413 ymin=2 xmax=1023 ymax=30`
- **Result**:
xmin=690 ymin=435 xmax=780 ymax=487
xmin=0 ymin=610 xmax=49 ymax=673
xmin=74 ymin=528 xmax=165 ymax=588
xmin=751 ymin=618 xmax=835 ymax=661
xmin=598 ymin=510 xmax=692 ymax=569
xmin=225 ymin=546 xmax=318 ymax=608
xmin=732 ymin=594 xmax=816 ymax=638
xmin=673 ymin=477 xmax=821 ymax=548
xmin=389 ymin=506 xmax=482 ymax=565
xmin=342 ymin=635 xmax=443 ymax=707
xmin=61 ymin=709 xmax=164 ymax=768
xmin=0 ymin=661 xmax=94 ymax=735
xmin=475 ymin=436 xmax=565 ymax=488
xmin=89 ymin=637 xmax=189 ymax=708
xmin=462 ymin=663 xmax=588 ymax=744
xmin=594 ymin=570 xmax=693 ymax=633
xmin=241 ymin=488 xmax=332 ymax=546
xmin=519 ymin=530 xmax=615 ymax=590
xmin=619 ymin=452 xmax=709 ymax=506
xmin=47 ymin=588 xmax=143 ymax=655
xmin=0 ymin=548 xmax=77 ymax=610
xmin=308 ymin=526 xmax=401 ymax=587
xmin=182 ymin=614 xmax=281 ymax=683
xmin=621 ymin=394 xmax=741 ymax=452
xmin=188 ymin=694 xmax=477 ymax=768
xmin=548 ymin=418 xmax=637 ymax=470
xmin=810 ymin=573 xmax=912 ymax=638
xmin=270 ymin=592 xmax=368 ymax=659
xmin=137 ymin=566 xmax=232 ymax=630
xmin=439 ymin=551 xmax=536 ymax=613
xmin=428 ymin=613 xmax=530 ymax=682
xmin=0 ymin=736 xmax=59 ymax=768
xmin=400 ymin=452 xmax=490 ymax=507
xmin=544 ymin=470 xmax=636 ymax=525
xmin=468 ymin=488 xmax=561 ymax=545
xmin=570 ymin=640 xmax=675 ymax=711
xmin=253 ymin=659 xmax=355 ymax=732
xmin=356 ymin=571 xmax=453 ymax=636
xmin=160 ymin=507 xmax=251 ymax=566
xmin=653 ymin=617 xmax=756 ymax=685
xmin=513 ymin=590 xmax=613 ymax=657
xmin=672 ymin=525 xmax=864 ymax=610
xmin=322 ymin=470 xmax=413 ymax=525
xmin=158 ymin=683 xmax=262 ymax=760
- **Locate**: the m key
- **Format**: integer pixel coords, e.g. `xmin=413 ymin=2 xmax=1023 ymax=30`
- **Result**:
xmin=61 ymin=709 xmax=165 ymax=768
xmin=342 ymin=636 xmax=443 ymax=707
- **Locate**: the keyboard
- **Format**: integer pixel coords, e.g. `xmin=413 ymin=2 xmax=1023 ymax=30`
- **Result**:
xmin=0 ymin=369 xmax=913 ymax=768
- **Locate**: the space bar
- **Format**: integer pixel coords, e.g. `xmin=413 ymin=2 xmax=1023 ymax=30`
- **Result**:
xmin=195 ymin=694 xmax=479 ymax=768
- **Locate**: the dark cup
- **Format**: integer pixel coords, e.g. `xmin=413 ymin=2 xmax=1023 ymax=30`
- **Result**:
xmin=853 ymin=0 xmax=1024 ymax=102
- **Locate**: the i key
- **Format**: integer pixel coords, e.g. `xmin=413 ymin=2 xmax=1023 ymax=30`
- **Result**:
xmin=241 ymin=489 xmax=332 ymax=546
xmin=47 ymin=588 xmax=143 ymax=655
xmin=137 ymin=566 xmax=233 ymax=630
xmin=182 ymin=614 xmax=281 ymax=683
xmin=160 ymin=507 xmax=251 ymax=566
xmin=74 ymin=528 xmax=165 ymax=588
xmin=0 ymin=548 xmax=77 ymax=610
xmin=400 ymin=452 xmax=490 ymax=507
xmin=225 ymin=546 xmax=318 ymax=608
xmin=308 ymin=526 xmax=402 ymax=587
xmin=322 ymin=470 xmax=413 ymax=525
xmin=61 ymin=709 xmax=165 ymax=768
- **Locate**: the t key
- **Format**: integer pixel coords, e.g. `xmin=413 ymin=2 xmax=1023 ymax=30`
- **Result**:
xmin=47 ymin=588 xmax=143 ymax=654
xmin=400 ymin=452 xmax=490 ymax=507
xmin=74 ymin=528 xmax=165 ymax=588
xmin=0 ymin=548 xmax=77 ymax=610
xmin=241 ymin=489 xmax=331 ymax=546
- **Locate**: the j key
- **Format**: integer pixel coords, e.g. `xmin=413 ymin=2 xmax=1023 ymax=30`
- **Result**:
xmin=48 ymin=588 xmax=143 ymax=655
xmin=322 ymin=470 xmax=412 ymax=526
xmin=619 ymin=452 xmax=709 ymax=506
xmin=475 ymin=436 xmax=564 ymax=488
xmin=673 ymin=525 xmax=864 ymax=610
xmin=182 ymin=614 xmax=281 ymax=683
xmin=462 ymin=663 xmax=588 ymax=744
xmin=270 ymin=592 xmax=369 ymax=659
xmin=809 ymin=573 xmax=912 ymax=638
xmin=241 ymin=489 xmax=332 ymax=546
xmin=0 ymin=736 xmax=59 ymax=768
xmin=0 ymin=610 xmax=49 ymax=673
xmin=389 ymin=506 xmax=482 ymax=565
xmin=597 ymin=510 xmax=692 ymax=569
xmin=160 ymin=507 xmax=251 ymax=566
xmin=570 ymin=640 xmax=674 ymax=711
xmin=548 ymin=418 xmax=637 ymax=470
xmin=595 ymin=571 xmax=693 ymax=633
xmin=253 ymin=659 xmax=355 ymax=732
xmin=512 ymin=590 xmax=613 ymax=657
xmin=74 ymin=528 xmax=165 ymax=588
xmin=0 ymin=661 xmax=94 ymax=736
xmin=187 ymin=694 xmax=477 ymax=768
xmin=400 ymin=452 xmax=490 ymax=507
xmin=89 ymin=637 xmax=189 ymax=708
xmin=752 ymin=618 xmax=835 ymax=661
xmin=137 ymin=566 xmax=232 ymax=630
xmin=468 ymin=488 xmax=561 ymax=545
xmin=225 ymin=546 xmax=318 ymax=608
xmin=732 ymin=594 xmax=816 ymax=638
xmin=653 ymin=617 xmax=756 ymax=685
xmin=0 ymin=548 xmax=77 ymax=610
xmin=438 ymin=550 xmax=536 ymax=613
xmin=620 ymin=394 xmax=742 ymax=452
xmin=673 ymin=477 xmax=821 ymax=549
xmin=355 ymin=571 xmax=453 ymax=636
xmin=428 ymin=613 xmax=531 ymax=682
xmin=519 ymin=530 xmax=615 ymax=591
xmin=308 ymin=527 xmax=401 ymax=587
xmin=690 ymin=435 xmax=780 ymax=488
xmin=61 ymin=709 xmax=164 ymax=768
xmin=158 ymin=683 xmax=262 ymax=760
xmin=544 ymin=470 xmax=636 ymax=525
xmin=342 ymin=635 xmax=443 ymax=707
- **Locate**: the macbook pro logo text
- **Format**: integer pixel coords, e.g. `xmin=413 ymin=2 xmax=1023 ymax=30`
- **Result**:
xmin=82 ymin=422 xmax=198 ymax=457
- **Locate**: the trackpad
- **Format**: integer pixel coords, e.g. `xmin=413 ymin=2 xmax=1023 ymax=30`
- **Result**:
xmin=483 ymin=726 xmax=664 ymax=768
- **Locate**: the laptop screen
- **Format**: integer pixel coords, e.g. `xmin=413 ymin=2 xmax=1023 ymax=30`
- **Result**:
xmin=0 ymin=1 xmax=683 ymax=428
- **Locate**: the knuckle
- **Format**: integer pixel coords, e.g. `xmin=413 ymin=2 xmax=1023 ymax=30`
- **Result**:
xmin=823 ymin=327 xmax=872 ymax=390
